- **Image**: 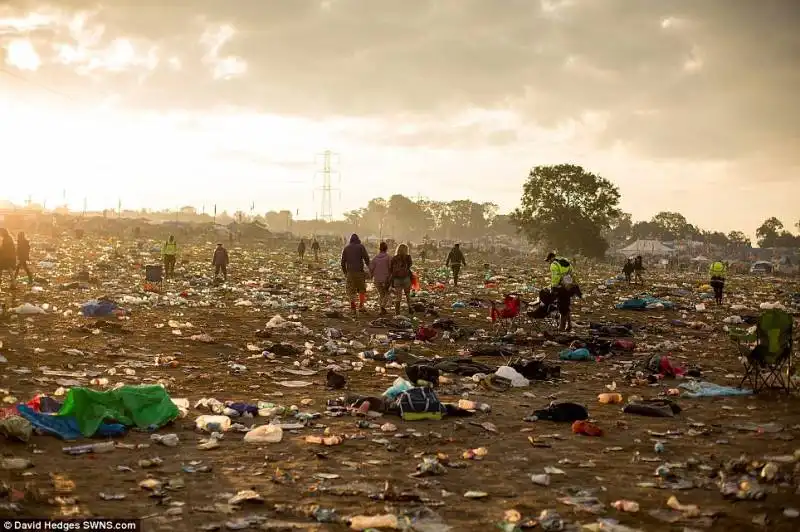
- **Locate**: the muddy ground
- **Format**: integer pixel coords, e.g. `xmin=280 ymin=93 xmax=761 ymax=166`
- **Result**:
xmin=1 ymin=238 xmax=799 ymax=532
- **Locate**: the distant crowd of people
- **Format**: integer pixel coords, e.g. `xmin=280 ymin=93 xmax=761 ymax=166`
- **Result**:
xmin=0 ymin=228 xmax=33 ymax=289
xmin=338 ymin=234 xmax=467 ymax=316
xmin=3 ymin=228 xmax=730 ymax=333
xmin=621 ymin=254 xmax=728 ymax=305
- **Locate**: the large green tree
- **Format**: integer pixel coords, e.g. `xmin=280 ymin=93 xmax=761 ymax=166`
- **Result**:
xmin=727 ymin=231 xmax=751 ymax=249
xmin=510 ymin=164 xmax=621 ymax=258
xmin=605 ymin=212 xmax=633 ymax=244
xmin=650 ymin=211 xmax=699 ymax=240
xmin=756 ymin=217 xmax=784 ymax=248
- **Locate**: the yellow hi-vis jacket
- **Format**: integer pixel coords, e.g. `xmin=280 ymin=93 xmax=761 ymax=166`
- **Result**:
xmin=550 ymin=257 xmax=574 ymax=288
xmin=162 ymin=241 xmax=178 ymax=257
xmin=709 ymin=261 xmax=727 ymax=278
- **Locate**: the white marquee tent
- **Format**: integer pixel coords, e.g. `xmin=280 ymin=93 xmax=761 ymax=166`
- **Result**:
xmin=617 ymin=239 xmax=675 ymax=256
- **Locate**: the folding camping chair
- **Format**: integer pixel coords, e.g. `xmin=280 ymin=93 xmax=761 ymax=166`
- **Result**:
xmin=144 ymin=264 xmax=163 ymax=293
xmin=490 ymin=293 xmax=523 ymax=334
xmin=732 ymin=308 xmax=795 ymax=394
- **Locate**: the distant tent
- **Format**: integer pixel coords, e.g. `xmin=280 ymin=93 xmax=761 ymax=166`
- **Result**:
xmin=691 ymin=255 xmax=710 ymax=262
xmin=617 ymin=239 xmax=675 ymax=256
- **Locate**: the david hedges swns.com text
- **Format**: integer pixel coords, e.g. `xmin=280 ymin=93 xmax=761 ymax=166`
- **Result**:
xmin=3 ymin=521 xmax=139 ymax=531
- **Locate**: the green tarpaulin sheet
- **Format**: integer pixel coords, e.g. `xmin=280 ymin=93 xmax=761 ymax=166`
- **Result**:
xmin=58 ymin=385 xmax=179 ymax=437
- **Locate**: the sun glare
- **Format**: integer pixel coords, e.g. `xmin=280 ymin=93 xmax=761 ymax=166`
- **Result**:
xmin=5 ymin=39 xmax=41 ymax=70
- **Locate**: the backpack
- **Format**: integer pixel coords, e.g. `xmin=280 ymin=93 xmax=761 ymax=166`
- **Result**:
xmin=398 ymin=387 xmax=445 ymax=421
xmin=392 ymin=256 xmax=410 ymax=279
xmin=556 ymin=258 xmax=574 ymax=288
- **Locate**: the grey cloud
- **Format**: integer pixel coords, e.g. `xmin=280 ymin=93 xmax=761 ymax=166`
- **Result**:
xmin=0 ymin=0 xmax=798 ymax=164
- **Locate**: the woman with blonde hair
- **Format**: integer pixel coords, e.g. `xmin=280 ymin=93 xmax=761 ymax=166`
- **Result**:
xmin=389 ymin=243 xmax=414 ymax=315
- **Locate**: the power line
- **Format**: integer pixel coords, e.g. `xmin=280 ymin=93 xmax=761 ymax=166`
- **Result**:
xmin=0 ymin=65 xmax=75 ymax=101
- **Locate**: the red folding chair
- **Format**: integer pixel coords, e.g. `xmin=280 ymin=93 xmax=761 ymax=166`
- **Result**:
xmin=491 ymin=294 xmax=523 ymax=333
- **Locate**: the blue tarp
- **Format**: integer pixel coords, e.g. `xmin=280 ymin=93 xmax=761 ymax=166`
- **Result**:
xmin=679 ymin=381 xmax=753 ymax=398
xmin=616 ymin=295 xmax=675 ymax=310
xmin=16 ymin=404 xmax=126 ymax=440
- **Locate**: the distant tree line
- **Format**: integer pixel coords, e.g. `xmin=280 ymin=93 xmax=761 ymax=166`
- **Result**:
xmin=260 ymin=196 xmax=515 ymax=242
xmin=509 ymin=164 xmax=800 ymax=258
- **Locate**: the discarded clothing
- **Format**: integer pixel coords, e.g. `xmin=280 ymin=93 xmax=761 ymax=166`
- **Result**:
xmin=81 ymin=299 xmax=122 ymax=318
xmin=424 ymin=358 xmax=496 ymax=377
xmin=469 ymin=345 xmax=518 ymax=358
xmin=532 ymin=402 xmax=588 ymax=423
xmin=623 ymin=399 xmax=682 ymax=418
xmin=510 ymin=359 xmax=561 ymax=381
xmin=679 ymin=381 xmax=753 ymax=398
xmin=589 ymin=323 xmax=634 ymax=337
xmin=616 ymin=296 xmax=675 ymax=310
xmin=406 ymin=365 xmax=440 ymax=387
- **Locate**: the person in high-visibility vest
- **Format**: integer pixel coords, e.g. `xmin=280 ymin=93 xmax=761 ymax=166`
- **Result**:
xmin=709 ymin=259 xmax=727 ymax=305
xmin=161 ymin=235 xmax=178 ymax=279
xmin=546 ymin=252 xmax=582 ymax=332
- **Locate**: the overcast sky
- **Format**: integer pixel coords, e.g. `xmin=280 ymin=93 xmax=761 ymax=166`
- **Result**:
xmin=1 ymin=0 xmax=798 ymax=234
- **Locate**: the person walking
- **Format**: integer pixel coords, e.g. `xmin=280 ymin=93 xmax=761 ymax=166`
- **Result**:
xmin=340 ymin=234 xmax=370 ymax=315
xmin=212 ymin=243 xmax=229 ymax=281
xmin=297 ymin=239 xmax=307 ymax=261
xmin=369 ymin=241 xmax=392 ymax=315
xmin=622 ymin=258 xmax=634 ymax=283
xmin=446 ymin=243 xmax=466 ymax=287
xmin=15 ymin=232 xmax=33 ymax=285
xmin=0 ymin=228 xmax=16 ymax=290
xmin=546 ymin=252 xmax=581 ymax=332
xmin=311 ymin=238 xmax=320 ymax=261
xmin=161 ymin=235 xmax=178 ymax=279
xmin=709 ymin=259 xmax=727 ymax=305
xmin=389 ymin=243 xmax=414 ymax=315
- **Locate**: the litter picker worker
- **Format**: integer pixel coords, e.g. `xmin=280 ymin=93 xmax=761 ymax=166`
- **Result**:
xmin=161 ymin=235 xmax=178 ymax=279
xmin=709 ymin=259 xmax=727 ymax=305
xmin=546 ymin=252 xmax=582 ymax=332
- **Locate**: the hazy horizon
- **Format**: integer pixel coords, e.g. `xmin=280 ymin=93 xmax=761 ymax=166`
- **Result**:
xmin=1 ymin=1 xmax=798 ymax=236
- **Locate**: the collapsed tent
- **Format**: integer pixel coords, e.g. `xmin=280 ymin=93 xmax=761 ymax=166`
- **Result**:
xmin=58 ymin=385 xmax=180 ymax=437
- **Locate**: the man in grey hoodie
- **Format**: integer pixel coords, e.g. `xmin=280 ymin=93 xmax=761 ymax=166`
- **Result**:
xmin=369 ymin=241 xmax=391 ymax=314
xmin=341 ymin=233 xmax=370 ymax=313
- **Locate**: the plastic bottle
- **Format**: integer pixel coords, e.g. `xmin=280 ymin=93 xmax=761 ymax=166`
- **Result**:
xmin=151 ymin=433 xmax=180 ymax=447
xmin=349 ymin=514 xmax=398 ymax=531
xmin=613 ymin=500 xmax=640 ymax=512
xmin=598 ymin=393 xmax=623 ymax=404
xmin=62 ymin=441 xmax=116 ymax=455
xmin=244 ymin=425 xmax=283 ymax=444
xmin=0 ymin=457 xmax=33 ymax=469
xmin=457 ymin=399 xmax=491 ymax=413
xmin=195 ymin=415 xmax=231 ymax=433
xmin=559 ymin=348 xmax=592 ymax=361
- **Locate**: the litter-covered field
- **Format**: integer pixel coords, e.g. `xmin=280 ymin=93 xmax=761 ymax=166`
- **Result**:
xmin=2 ymin=237 xmax=800 ymax=532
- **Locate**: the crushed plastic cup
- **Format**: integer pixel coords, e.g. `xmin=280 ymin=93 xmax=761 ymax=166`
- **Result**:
xmin=195 ymin=415 xmax=231 ymax=433
xmin=598 ymin=393 xmax=623 ymax=404
xmin=243 ymin=425 xmax=284 ymax=444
